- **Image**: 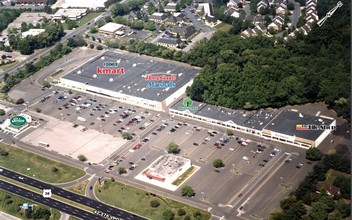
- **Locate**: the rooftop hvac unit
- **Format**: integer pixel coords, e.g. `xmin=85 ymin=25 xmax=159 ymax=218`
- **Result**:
xmin=109 ymin=78 xmax=114 ymax=82
xmin=101 ymin=56 xmax=105 ymax=60
xmin=93 ymin=74 xmax=97 ymax=78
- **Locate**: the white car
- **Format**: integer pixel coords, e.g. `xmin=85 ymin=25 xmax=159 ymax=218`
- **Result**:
xmin=18 ymin=176 xmax=24 ymax=180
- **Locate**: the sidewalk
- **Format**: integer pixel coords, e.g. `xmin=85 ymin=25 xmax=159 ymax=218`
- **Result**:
xmin=0 ymin=211 xmax=21 ymax=220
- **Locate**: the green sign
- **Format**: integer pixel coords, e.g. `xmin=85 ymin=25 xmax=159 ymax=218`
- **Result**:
xmin=10 ymin=116 xmax=27 ymax=127
xmin=178 ymin=98 xmax=198 ymax=111
xmin=183 ymin=98 xmax=193 ymax=107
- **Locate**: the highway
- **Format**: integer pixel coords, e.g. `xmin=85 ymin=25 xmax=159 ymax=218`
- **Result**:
xmin=0 ymin=168 xmax=146 ymax=220
xmin=0 ymin=180 xmax=104 ymax=220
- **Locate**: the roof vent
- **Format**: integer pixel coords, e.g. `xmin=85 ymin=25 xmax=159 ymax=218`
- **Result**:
xmin=150 ymin=60 xmax=153 ymax=62
xmin=109 ymin=78 xmax=114 ymax=82
xmin=77 ymin=70 xmax=81 ymax=74
xmin=141 ymin=88 xmax=146 ymax=92
xmin=260 ymin=122 xmax=263 ymax=125
xmin=167 ymin=70 xmax=171 ymax=74
xmin=101 ymin=56 xmax=105 ymax=60
xmin=299 ymin=113 xmax=304 ymax=118
xmin=93 ymin=74 xmax=97 ymax=78
xmin=132 ymin=63 xmax=137 ymax=67
xmin=178 ymin=73 xmax=183 ymax=77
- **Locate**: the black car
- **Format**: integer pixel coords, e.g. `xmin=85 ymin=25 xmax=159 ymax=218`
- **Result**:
xmin=214 ymin=170 xmax=220 ymax=173
xmin=193 ymin=143 xmax=199 ymax=146
xmin=152 ymin=132 xmax=157 ymax=135
xmin=170 ymin=128 xmax=176 ymax=132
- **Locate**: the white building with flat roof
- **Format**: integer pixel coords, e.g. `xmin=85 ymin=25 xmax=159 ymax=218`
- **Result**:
xmin=98 ymin=22 xmax=124 ymax=36
xmin=21 ymin=29 xmax=45 ymax=38
xmin=52 ymin=0 xmax=107 ymax=9
xmin=52 ymin=8 xmax=87 ymax=21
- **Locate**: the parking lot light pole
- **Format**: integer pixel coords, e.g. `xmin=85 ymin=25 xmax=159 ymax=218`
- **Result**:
xmin=99 ymin=125 xmax=102 ymax=133
xmin=232 ymin=164 xmax=235 ymax=173
xmin=60 ymin=113 xmax=63 ymax=121
xmin=280 ymin=177 xmax=284 ymax=185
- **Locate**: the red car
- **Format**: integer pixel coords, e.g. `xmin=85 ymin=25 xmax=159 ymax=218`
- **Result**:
xmin=133 ymin=144 xmax=142 ymax=150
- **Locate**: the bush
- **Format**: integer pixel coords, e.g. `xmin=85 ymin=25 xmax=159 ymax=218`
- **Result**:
xmin=90 ymin=44 xmax=95 ymax=49
xmin=162 ymin=210 xmax=174 ymax=220
xmin=118 ymin=167 xmax=127 ymax=175
xmin=306 ymin=148 xmax=321 ymax=161
xmin=184 ymin=216 xmax=191 ymax=220
xmin=6 ymin=200 xmax=13 ymax=205
xmin=78 ymin=155 xmax=87 ymax=161
xmin=0 ymin=109 xmax=5 ymax=116
xmin=0 ymin=148 xmax=9 ymax=156
xmin=181 ymin=186 xmax=195 ymax=197
xmin=35 ymin=108 xmax=41 ymax=113
xmin=193 ymin=211 xmax=202 ymax=219
xmin=178 ymin=209 xmax=186 ymax=216
xmin=150 ymin=200 xmax=160 ymax=208
xmin=166 ymin=142 xmax=180 ymax=154
xmin=51 ymin=167 xmax=58 ymax=172
xmin=96 ymin=45 xmax=103 ymax=50
xmin=4 ymin=195 xmax=11 ymax=199
xmin=213 ymin=159 xmax=225 ymax=168
xmin=16 ymin=98 xmax=25 ymax=105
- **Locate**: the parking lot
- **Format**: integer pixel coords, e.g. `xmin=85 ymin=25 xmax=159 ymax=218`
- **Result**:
xmin=28 ymin=87 xmax=313 ymax=219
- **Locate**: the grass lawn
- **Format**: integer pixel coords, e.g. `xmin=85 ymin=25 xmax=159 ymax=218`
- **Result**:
xmin=325 ymin=169 xmax=350 ymax=185
xmin=172 ymin=166 xmax=197 ymax=186
xmin=0 ymin=190 xmax=61 ymax=220
xmin=63 ymin=12 xmax=102 ymax=30
xmin=95 ymin=180 xmax=211 ymax=220
xmin=0 ymin=61 xmax=19 ymax=71
xmin=68 ymin=216 xmax=81 ymax=220
xmin=66 ymin=180 xmax=89 ymax=196
xmin=215 ymin=23 xmax=233 ymax=32
xmin=0 ymin=143 xmax=85 ymax=183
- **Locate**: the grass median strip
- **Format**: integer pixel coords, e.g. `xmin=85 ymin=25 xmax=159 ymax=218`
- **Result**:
xmin=0 ymin=143 xmax=85 ymax=183
xmin=0 ymin=190 xmax=61 ymax=220
xmin=172 ymin=166 xmax=196 ymax=186
xmin=0 ymin=176 xmax=95 ymax=213
xmin=95 ymin=180 xmax=211 ymax=220
xmin=65 ymin=180 xmax=89 ymax=196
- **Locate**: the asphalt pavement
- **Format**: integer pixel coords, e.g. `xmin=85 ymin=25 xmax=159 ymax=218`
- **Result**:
xmin=0 ymin=168 xmax=145 ymax=220
xmin=0 ymin=180 xmax=104 ymax=220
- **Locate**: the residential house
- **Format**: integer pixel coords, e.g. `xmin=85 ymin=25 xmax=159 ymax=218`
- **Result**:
xmin=306 ymin=13 xmax=318 ymax=23
xmin=275 ymin=2 xmax=287 ymax=15
xmin=174 ymin=13 xmax=188 ymax=23
xmin=125 ymin=11 xmax=138 ymax=20
xmin=253 ymin=15 xmax=265 ymax=25
xmin=306 ymin=0 xmax=317 ymax=8
xmin=204 ymin=14 xmax=218 ymax=26
xmin=257 ymin=0 xmax=268 ymax=12
xmin=225 ymin=5 xmax=240 ymax=18
xmin=256 ymin=23 xmax=267 ymax=32
xmin=150 ymin=0 xmax=162 ymax=5
xmin=165 ymin=16 xmax=178 ymax=25
xmin=171 ymin=25 xmax=197 ymax=41
xmin=157 ymin=37 xmax=181 ymax=49
xmin=316 ymin=182 xmax=341 ymax=197
xmin=16 ymin=0 xmax=46 ymax=4
xmin=268 ymin=15 xmax=285 ymax=31
xmin=165 ymin=3 xmax=177 ymax=12
xmin=149 ymin=12 xmax=168 ymax=23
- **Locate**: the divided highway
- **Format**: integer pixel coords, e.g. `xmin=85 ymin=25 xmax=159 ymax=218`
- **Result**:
xmin=0 ymin=180 xmax=104 ymax=220
xmin=0 ymin=168 xmax=145 ymax=220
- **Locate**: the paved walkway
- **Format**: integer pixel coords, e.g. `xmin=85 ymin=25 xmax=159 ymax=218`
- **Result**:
xmin=59 ymin=212 xmax=70 ymax=220
xmin=0 ymin=211 xmax=21 ymax=220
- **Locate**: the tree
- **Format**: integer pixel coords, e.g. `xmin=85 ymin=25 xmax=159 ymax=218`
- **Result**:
xmin=122 ymin=132 xmax=133 ymax=140
xmin=0 ymin=148 xmax=9 ymax=156
xmin=178 ymin=209 xmax=186 ymax=216
xmin=35 ymin=108 xmax=41 ymax=113
xmin=16 ymin=98 xmax=25 ymax=105
xmin=226 ymin=129 xmax=233 ymax=136
xmin=90 ymin=26 xmax=98 ymax=33
xmin=0 ymin=109 xmax=5 ymax=116
xmin=309 ymin=202 xmax=329 ymax=220
xmin=306 ymin=148 xmax=321 ymax=161
xmin=150 ymin=200 xmax=160 ymax=207
xmin=328 ymin=210 xmax=343 ymax=220
xmin=213 ymin=159 xmax=224 ymax=168
xmin=166 ymin=142 xmax=180 ymax=154
xmin=175 ymin=4 xmax=181 ymax=12
xmin=162 ymin=210 xmax=174 ymax=220
xmin=10 ymin=1 xmax=15 ymax=6
xmin=280 ymin=195 xmax=297 ymax=210
xmin=96 ymin=45 xmax=103 ymax=50
xmin=181 ymin=186 xmax=195 ymax=197
xmin=118 ymin=167 xmax=127 ymax=174
xmin=89 ymin=44 xmax=95 ymax=49
xmin=78 ymin=155 xmax=87 ymax=161
xmin=67 ymin=38 xmax=77 ymax=48
xmin=105 ymin=16 xmax=112 ymax=23
xmin=66 ymin=19 xmax=77 ymax=30
xmin=51 ymin=167 xmax=58 ymax=172
xmin=288 ymin=2 xmax=295 ymax=10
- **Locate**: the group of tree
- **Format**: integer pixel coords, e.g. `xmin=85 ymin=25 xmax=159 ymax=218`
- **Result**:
xmin=110 ymin=0 xmax=149 ymax=17
xmin=270 ymin=153 xmax=351 ymax=219
xmin=113 ymin=16 xmax=156 ymax=31
xmin=1 ymin=43 xmax=72 ymax=93
xmin=0 ymin=9 xmax=22 ymax=32
xmin=66 ymin=37 xmax=87 ymax=48
xmin=24 ymin=207 xmax=51 ymax=219
xmin=185 ymin=0 xmax=350 ymax=121
xmin=306 ymin=147 xmax=321 ymax=161
xmin=8 ymin=21 xmax=65 ymax=55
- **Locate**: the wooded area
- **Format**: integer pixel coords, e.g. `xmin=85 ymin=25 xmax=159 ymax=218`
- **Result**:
xmin=185 ymin=0 xmax=350 ymax=120
xmin=0 ymin=9 xmax=22 ymax=32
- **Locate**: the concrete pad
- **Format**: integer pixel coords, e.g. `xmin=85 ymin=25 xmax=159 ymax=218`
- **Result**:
xmin=20 ymin=117 xmax=127 ymax=163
